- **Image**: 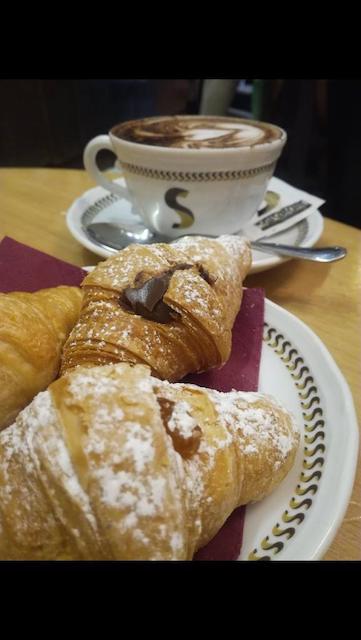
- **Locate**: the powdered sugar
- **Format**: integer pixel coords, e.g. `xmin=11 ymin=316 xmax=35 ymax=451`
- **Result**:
xmin=122 ymin=427 xmax=155 ymax=474
xmin=204 ymin=387 xmax=299 ymax=460
xmin=244 ymin=443 xmax=257 ymax=454
xmin=174 ymin=234 xmax=250 ymax=265
xmin=0 ymin=390 xmax=99 ymax=536
xmin=67 ymin=369 xmax=121 ymax=402
xmin=170 ymin=532 xmax=183 ymax=552
xmin=93 ymin=465 xmax=166 ymax=519
xmin=167 ymin=400 xmax=199 ymax=438
xmin=216 ymin=235 xmax=250 ymax=260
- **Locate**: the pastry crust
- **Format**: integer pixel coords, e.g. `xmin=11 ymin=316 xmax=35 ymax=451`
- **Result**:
xmin=0 ymin=286 xmax=82 ymax=430
xmin=61 ymin=236 xmax=252 ymax=380
xmin=0 ymin=363 xmax=299 ymax=560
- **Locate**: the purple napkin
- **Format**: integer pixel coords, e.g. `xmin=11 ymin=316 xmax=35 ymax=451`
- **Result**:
xmin=0 ymin=237 xmax=86 ymax=291
xmin=185 ymin=288 xmax=265 ymax=393
xmin=0 ymin=236 xmax=265 ymax=561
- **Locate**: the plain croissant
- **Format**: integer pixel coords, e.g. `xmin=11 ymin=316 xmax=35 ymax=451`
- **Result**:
xmin=61 ymin=235 xmax=252 ymax=381
xmin=0 ymin=362 xmax=299 ymax=560
xmin=0 ymin=286 xmax=82 ymax=430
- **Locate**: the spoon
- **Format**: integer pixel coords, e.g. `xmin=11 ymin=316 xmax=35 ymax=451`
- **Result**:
xmin=86 ymin=222 xmax=347 ymax=263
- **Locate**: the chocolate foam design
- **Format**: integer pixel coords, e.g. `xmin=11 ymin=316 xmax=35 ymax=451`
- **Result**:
xmin=113 ymin=116 xmax=282 ymax=150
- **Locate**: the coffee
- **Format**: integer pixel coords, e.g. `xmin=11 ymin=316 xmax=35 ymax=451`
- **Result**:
xmin=112 ymin=115 xmax=282 ymax=150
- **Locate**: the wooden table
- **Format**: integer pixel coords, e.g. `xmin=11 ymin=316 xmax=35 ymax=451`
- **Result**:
xmin=1 ymin=168 xmax=360 ymax=560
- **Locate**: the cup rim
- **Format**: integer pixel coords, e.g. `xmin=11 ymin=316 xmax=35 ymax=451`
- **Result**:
xmin=109 ymin=115 xmax=287 ymax=156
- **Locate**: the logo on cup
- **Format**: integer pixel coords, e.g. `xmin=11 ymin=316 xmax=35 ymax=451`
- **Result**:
xmin=164 ymin=188 xmax=195 ymax=229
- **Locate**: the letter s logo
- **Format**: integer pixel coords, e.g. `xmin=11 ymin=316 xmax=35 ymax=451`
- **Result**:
xmin=164 ymin=188 xmax=195 ymax=229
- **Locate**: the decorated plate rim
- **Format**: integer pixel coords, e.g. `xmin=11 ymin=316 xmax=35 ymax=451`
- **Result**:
xmin=241 ymin=299 xmax=359 ymax=560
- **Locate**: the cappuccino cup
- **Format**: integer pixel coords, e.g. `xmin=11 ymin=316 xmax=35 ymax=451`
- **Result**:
xmin=83 ymin=115 xmax=286 ymax=238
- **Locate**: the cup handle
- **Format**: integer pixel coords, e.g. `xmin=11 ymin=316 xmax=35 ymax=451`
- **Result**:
xmin=83 ymin=135 xmax=129 ymax=199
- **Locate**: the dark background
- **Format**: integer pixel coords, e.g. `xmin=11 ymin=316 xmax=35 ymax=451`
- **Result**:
xmin=0 ymin=78 xmax=360 ymax=228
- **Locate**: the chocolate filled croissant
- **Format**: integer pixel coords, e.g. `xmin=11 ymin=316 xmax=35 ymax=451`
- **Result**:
xmin=0 ymin=363 xmax=299 ymax=560
xmin=0 ymin=286 xmax=82 ymax=430
xmin=61 ymin=235 xmax=252 ymax=381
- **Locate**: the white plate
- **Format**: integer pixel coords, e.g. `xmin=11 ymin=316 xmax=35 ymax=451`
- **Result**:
xmin=240 ymin=299 xmax=358 ymax=560
xmin=72 ymin=279 xmax=359 ymax=560
xmin=67 ymin=179 xmax=324 ymax=275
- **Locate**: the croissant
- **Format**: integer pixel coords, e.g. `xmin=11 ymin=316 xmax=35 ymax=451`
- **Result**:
xmin=0 ymin=286 xmax=82 ymax=430
xmin=61 ymin=235 xmax=252 ymax=381
xmin=0 ymin=362 xmax=299 ymax=560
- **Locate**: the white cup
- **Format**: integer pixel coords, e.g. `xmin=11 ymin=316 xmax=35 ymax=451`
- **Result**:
xmin=83 ymin=115 xmax=286 ymax=238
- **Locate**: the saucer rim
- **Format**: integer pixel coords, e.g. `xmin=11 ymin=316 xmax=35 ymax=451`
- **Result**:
xmin=66 ymin=181 xmax=324 ymax=274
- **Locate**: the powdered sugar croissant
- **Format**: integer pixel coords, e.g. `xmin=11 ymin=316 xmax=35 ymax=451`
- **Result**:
xmin=0 ymin=363 xmax=299 ymax=560
xmin=0 ymin=286 xmax=82 ymax=430
xmin=61 ymin=235 xmax=252 ymax=381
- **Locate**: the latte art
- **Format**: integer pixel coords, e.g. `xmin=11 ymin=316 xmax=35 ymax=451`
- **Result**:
xmin=112 ymin=116 xmax=283 ymax=150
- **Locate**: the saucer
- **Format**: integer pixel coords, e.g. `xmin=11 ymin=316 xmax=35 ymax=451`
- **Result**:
xmin=66 ymin=178 xmax=324 ymax=274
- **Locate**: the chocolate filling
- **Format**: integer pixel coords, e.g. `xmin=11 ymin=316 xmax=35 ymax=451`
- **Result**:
xmin=121 ymin=263 xmax=192 ymax=323
xmin=196 ymin=263 xmax=217 ymax=286
xmin=157 ymin=397 xmax=175 ymax=427
xmin=120 ymin=262 xmax=216 ymax=324
xmin=157 ymin=397 xmax=202 ymax=457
